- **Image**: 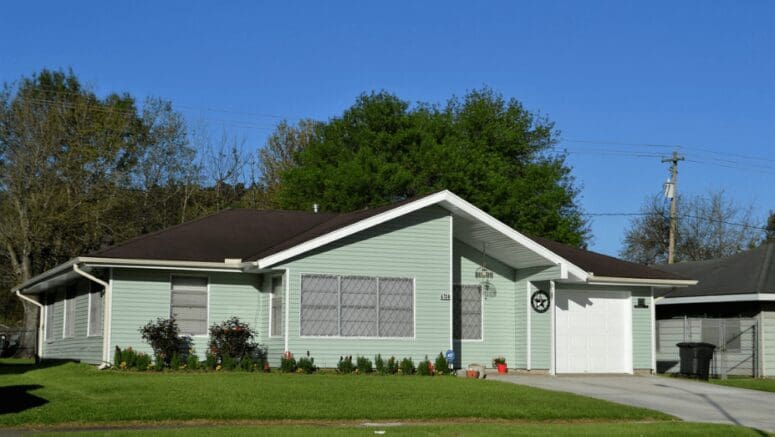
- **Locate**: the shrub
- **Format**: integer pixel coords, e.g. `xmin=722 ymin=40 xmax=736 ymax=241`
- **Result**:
xmin=399 ymin=357 xmax=415 ymax=375
xmin=435 ymin=352 xmax=450 ymax=375
xmin=386 ymin=356 xmax=399 ymax=375
xmin=374 ymin=354 xmax=386 ymax=375
xmin=170 ymin=352 xmax=181 ymax=370
xmin=205 ymin=351 xmax=217 ymax=370
xmin=239 ymin=355 xmax=254 ymax=371
xmin=356 ymin=356 xmax=373 ymax=374
xmin=417 ymin=356 xmax=433 ymax=376
xmin=114 ymin=346 xmax=122 ymax=367
xmin=136 ymin=353 xmax=151 ymax=371
xmin=209 ymin=317 xmax=261 ymax=362
xmin=154 ymin=355 xmax=165 ymax=371
xmin=492 ymin=356 xmax=507 ymax=366
xmin=139 ymin=318 xmax=189 ymax=367
xmin=187 ymin=352 xmax=200 ymax=370
xmin=280 ymin=351 xmax=297 ymax=373
xmin=121 ymin=347 xmax=139 ymax=368
xmin=337 ymin=355 xmax=355 ymax=374
xmin=222 ymin=352 xmax=237 ymax=371
xmin=297 ymin=356 xmax=316 ymax=374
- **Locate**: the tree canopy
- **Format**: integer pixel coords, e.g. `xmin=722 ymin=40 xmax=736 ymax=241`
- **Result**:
xmin=277 ymin=89 xmax=588 ymax=246
xmin=620 ymin=191 xmax=764 ymax=265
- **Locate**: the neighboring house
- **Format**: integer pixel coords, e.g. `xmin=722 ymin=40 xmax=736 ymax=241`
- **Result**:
xmin=655 ymin=243 xmax=775 ymax=377
xmin=13 ymin=190 xmax=692 ymax=373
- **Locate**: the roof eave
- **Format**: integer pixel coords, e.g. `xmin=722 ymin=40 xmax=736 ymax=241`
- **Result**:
xmin=585 ymin=275 xmax=698 ymax=287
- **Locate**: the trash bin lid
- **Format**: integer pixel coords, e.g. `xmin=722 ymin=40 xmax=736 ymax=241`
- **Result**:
xmin=676 ymin=342 xmax=716 ymax=348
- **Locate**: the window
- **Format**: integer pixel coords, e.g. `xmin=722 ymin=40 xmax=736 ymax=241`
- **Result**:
xmin=300 ymin=274 xmax=414 ymax=338
xmin=45 ymin=293 xmax=55 ymax=341
xmin=63 ymin=286 xmax=76 ymax=338
xmin=453 ymin=284 xmax=482 ymax=340
xmin=270 ymin=275 xmax=284 ymax=337
xmin=170 ymin=276 xmax=208 ymax=336
xmin=88 ymin=283 xmax=104 ymax=337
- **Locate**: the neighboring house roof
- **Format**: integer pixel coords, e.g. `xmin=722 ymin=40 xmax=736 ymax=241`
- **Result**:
xmin=654 ymin=243 xmax=775 ymax=302
xmin=15 ymin=190 xmax=692 ymax=293
xmin=531 ymin=236 xmax=687 ymax=281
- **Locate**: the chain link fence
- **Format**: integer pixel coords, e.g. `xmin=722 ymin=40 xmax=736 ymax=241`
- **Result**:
xmin=656 ymin=316 xmax=759 ymax=378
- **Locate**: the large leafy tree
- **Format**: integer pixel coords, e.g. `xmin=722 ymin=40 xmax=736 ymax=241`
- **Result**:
xmin=0 ymin=70 xmax=192 ymax=349
xmin=276 ymin=89 xmax=588 ymax=246
xmin=620 ymin=191 xmax=764 ymax=265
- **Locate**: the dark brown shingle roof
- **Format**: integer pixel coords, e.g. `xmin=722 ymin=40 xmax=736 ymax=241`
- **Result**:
xmin=654 ymin=243 xmax=775 ymax=298
xmin=91 ymin=192 xmax=685 ymax=282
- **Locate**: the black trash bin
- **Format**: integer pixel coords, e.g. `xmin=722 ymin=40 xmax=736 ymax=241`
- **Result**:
xmin=676 ymin=342 xmax=716 ymax=380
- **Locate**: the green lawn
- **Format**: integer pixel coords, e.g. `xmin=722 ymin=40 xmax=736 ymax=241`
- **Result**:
xmin=0 ymin=359 xmax=671 ymax=427
xmin=0 ymin=360 xmax=766 ymax=436
xmin=710 ymin=377 xmax=775 ymax=393
xmin=35 ymin=423 xmax=765 ymax=437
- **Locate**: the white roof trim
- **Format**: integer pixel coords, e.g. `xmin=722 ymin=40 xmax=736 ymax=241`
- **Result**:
xmin=657 ymin=293 xmax=775 ymax=305
xmin=586 ymin=275 xmax=698 ymax=287
xmin=255 ymin=190 xmax=589 ymax=281
xmin=13 ymin=257 xmax=251 ymax=293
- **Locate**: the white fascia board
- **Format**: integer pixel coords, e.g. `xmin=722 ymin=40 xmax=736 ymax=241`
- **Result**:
xmin=586 ymin=276 xmax=698 ymax=287
xmin=13 ymin=257 xmax=250 ymax=293
xmin=657 ymin=293 xmax=775 ymax=305
xmin=256 ymin=190 xmax=590 ymax=281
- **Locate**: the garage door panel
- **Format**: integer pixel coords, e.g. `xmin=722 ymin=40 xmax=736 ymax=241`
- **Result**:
xmin=555 ymin=290 xmax=632 ymax=373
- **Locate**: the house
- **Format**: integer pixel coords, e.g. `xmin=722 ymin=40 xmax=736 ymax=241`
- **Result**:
xmin=13 ymin=190 xmax=693 ymax=373
xmin=654 ymin=243 xmax=775 ymax=377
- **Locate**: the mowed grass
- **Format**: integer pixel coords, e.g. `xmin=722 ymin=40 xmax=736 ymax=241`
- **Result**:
xmin=710 ymin=377 xmax=775 ymax=393
xmin=36 ymin=423 xmax=763 ymax=437
xmin=0 ymin=360 xmax=671 ymax=427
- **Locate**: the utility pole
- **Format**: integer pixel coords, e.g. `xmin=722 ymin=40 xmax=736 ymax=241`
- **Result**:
xmin=662 ymin=151 xmax=685 ymax=264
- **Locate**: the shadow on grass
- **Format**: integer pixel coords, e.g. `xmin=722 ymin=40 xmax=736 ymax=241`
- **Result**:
xmin=0 ymin=384 xmax=47 ymax=414
xmin=0 ymin=358 xmax=70 ymax=375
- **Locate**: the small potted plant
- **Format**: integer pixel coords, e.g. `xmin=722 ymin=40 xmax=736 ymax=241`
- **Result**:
xmin=492 ymin=356 xmax=507 ymax=374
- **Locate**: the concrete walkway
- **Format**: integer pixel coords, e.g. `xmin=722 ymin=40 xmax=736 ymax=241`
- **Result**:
xmin=491 ymin=374 xmax=775 ymax=433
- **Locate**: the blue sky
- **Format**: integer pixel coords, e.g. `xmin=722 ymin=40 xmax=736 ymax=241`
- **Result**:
xmin=1 ymin=1 xmax=773 ymax=256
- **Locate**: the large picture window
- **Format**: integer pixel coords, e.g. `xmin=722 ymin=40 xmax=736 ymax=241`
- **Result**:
xmin=270 ymin=275 xmax=284 ymax=337
xmin=453 ymin=284 xmax=482 ymax=340
xmin=170 ymin=276 xmax=208 ymax=336
xmin=300 ymin=274 xmax=414 ymax=338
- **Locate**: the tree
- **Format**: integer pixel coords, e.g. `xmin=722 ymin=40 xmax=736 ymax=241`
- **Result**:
xmin=257 ymin=119 xmax=320 ymax=206
xmin=620 ymin=191 xmax=764 ymax=265
xmin=0 ymin=69 xmax=189 ymax=353
xmin=766 ymin=212 xmax=775 ymax=243
xmin=275 ymin=89 xmax=588 ymax=246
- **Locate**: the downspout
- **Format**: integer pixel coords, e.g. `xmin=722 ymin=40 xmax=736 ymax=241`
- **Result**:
xmin=15 ymin=291 xmax=44 ymax=363
xmin=73 ymin=264 xmax=111 ymax=368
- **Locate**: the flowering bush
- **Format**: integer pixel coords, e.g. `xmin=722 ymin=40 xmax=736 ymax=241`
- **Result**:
xmin=417 ymin=356 xmax=433 ymax=376
xmin=492 ymin=356 xmax=507 ymax=366
xmin=139 ymin=318 xmax=190 ymax=367
xmin=113 ymin=346 xmax=151 ymax=371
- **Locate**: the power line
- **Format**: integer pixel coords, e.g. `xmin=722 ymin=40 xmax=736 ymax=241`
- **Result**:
xmin=583 ymin=211 xmax=769 ymax=231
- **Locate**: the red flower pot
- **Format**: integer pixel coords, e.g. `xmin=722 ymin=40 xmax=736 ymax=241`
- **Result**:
xmin=496 ymin=363 xmax=507 ymax=374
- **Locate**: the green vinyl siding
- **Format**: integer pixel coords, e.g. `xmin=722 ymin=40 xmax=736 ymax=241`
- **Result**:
xmin=452 ymin=239 xmax=516 ymax=368
xmin=41 ymin=279 xmax=102 ymax=364
xmin=522 ymin=266 xmax=562 ymax=370
xmin=630 ymin=287 xmax=654 ymax=370
xmin=764 ymin=310 xmax=775 ymax=377
xmin=109 ymin=269 xmax=261 ymax=362
xmin=272 ymin=206 xmax=451 ymax=368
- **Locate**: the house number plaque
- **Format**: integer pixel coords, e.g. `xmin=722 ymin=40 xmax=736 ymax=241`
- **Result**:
xmin=440 ymin=292 xmax=451 ymax=301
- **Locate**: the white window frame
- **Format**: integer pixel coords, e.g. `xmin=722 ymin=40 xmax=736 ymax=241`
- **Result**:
xmin=87 ymin=282 xmax=104 ymax=337
xmin=45 ymin=292 xmax=55 ymax=342
xmin=269 ymin=273 xmax=285 ymax=338
xmin=455 ymin=283 xmax=484 ymax=342
xmin=298 ymin=272 xmax=416 ymax=340
xmin=169 ymin=274 xmax=210 ymax=337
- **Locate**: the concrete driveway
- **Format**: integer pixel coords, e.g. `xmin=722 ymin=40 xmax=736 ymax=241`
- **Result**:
xmin=491 ymin=374 xmax=775 ymax=432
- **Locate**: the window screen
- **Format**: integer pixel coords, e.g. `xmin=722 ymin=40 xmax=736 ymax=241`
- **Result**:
xmin=88 ymin=283 xmax=104 ymax=337
xmin=300 ymin=274 xmax=413 ymax=337
xmin=63 ymin=286 xmax=76 ymax=338
xmin=171 ymin=276 xmax=208 ymax=336
xmin=453 ymin=284 xmax=482 ymax=340
xmin=300 ymin=274 xmax=339 ymax=336
xmin=270 ymin=275 xmax=284 ymax=337
xmin=45 ymin=292 xmax=55 ymax=340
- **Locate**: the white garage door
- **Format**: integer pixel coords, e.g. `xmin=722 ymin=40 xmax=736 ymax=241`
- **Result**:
xmin=555 ymin=290 xmax=632 ymax=373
